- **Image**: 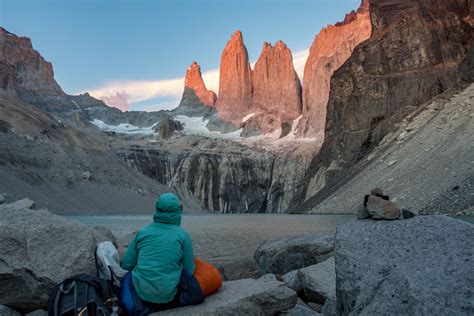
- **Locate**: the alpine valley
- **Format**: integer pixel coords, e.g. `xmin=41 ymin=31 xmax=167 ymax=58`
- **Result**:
xmin=0 ymin=0 xmax=472 ymax=215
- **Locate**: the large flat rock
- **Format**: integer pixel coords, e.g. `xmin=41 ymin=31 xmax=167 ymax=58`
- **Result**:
xmin=254 ymin=234 xmax=334 ymax=275
xmin=0 ymin=205 xmax=97 ymax=313
xmin=154 ymin=278 xmax=297 ymax=315
xmin=335 ymin=216 xmax=474 ymax=315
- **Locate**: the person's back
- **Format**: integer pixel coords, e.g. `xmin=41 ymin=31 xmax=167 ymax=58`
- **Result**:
xmin=121 ymin=193 xmax=195 ymax=305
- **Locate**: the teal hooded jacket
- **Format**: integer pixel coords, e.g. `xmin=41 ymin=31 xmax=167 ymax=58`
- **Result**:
xmin=121 ymin=193 xmax=195 ymax=304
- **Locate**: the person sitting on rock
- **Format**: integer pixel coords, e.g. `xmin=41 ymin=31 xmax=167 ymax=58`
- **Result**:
xmin=120 ymin=193 xmax=222 ymax=315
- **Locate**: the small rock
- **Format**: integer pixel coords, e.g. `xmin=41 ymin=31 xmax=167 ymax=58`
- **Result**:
xmin=0 ymin=305 xmax=21 ymax=316
xmin=5 ymin=198 xmax=35 ymax=210
xmin=387 ymin=160 xmax=397 ymax=167
xmin=82 ymin=171 xmax=92 ymax=180
xmin=282 ymin=269 xmax=302 ymax=292
xmin=355 ymin=204 xmax=370 ymax=219
xmin=366 ymin=195 xmax=401 ymax=220
xmin=0 ymin=193 xmax=5 ymax=204
xmin=402 ymin=209 xmax=415 ymax=219
xmin=397 ymin=131 xmax=409 ymax=141
xmin=370 ymin=188 xmax=384 ymax=196
xmin=298 ymin=257 xmax=336 ymax=305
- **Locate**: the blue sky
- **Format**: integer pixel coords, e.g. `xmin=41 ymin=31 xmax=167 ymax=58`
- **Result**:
xmin=1 ymin=0 xmax=361 ymax=111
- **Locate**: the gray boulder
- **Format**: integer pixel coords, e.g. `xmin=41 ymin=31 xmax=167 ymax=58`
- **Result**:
xmin=0 ymin=305 xmax=21 ymax=316
xmin=0 ymin=193 xmax=5 ymax=204
xmin=298 ymin=257 xmax=336 ymax=305
xmin=335 ymin=216 xmax=474 ymax=315
xmin=154 ymin=278 xmax=297 ymax=315
xmin=282 ymin=269 xmax=302 ymax=293
xmin=5 ymin=198 xmax=35 ymax=210
xmin=254 ymin=234 xmax=334 ymax=275
xmin=0 ymin=206 xmax=97 ymax=313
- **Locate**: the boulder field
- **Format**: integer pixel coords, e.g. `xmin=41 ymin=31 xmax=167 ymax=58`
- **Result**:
xmin=0 ymin=199 xmax=472 ymax=315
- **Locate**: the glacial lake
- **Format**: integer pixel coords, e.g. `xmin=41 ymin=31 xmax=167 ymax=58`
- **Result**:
xmin=64 ymin=214 xmax=474 ymax=266
xmin=65 ymin=214 xmax=354 ymax=265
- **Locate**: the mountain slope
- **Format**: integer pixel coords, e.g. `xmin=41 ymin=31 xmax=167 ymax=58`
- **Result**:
xmin=299 ymin=83 xmax=473 ymax=215
xmin=0 ymin=90 xmax=203 ymax=213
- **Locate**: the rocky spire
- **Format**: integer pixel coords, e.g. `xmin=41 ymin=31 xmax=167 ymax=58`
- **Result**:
xmin=252 ymin=40 xmax=302 ymax=120
xmin=297 ymin=0 xmax=372 ymax=137
xmin=183 ymin=61 xmax=216 ymax=107
xmin=215 ymin=30 xmax=253 ymax=121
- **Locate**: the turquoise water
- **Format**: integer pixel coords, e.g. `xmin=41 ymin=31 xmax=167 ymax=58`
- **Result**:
xmin=65 ymin=214 xmax=355 ymax=265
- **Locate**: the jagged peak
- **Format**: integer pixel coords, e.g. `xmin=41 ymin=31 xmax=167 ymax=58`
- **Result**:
xmin=231 ymin=30 xmax=243 ymax=41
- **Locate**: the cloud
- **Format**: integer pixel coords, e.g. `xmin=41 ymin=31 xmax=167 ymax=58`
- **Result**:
xmin=293 ymin=48 xmax=309 ymax=80
xmin=84 ymin=48 xmax=309 ymax=112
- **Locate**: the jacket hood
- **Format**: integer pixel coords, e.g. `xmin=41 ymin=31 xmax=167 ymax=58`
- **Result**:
xmin=153 ymin=193 xmax=182 ymax=226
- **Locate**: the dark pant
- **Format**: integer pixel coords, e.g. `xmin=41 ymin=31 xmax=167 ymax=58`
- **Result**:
xmin=120 ymin=270 xmax=204 ymax=315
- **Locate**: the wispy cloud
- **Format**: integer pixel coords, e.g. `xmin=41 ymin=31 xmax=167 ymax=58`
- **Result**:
xmin=84 ymin=48 xmax=309 ymax=112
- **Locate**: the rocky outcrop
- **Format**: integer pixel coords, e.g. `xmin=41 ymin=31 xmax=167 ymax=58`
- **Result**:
xmin=0 ymin=205 xmax=97 ymax=313
xmin=0 ymin=27 xmax=64 ymax=97
xmin=251 ymin=41 xmax=302 ymax=127
xmin=155 ymin=278 xmax=297 ymax=315
xmin=184 ymin=61 xmax=216 ymax=107
xmin=116 ymin=137 xmax=310 ymax=213
xmin=297 ymin=0 xmax=371 ymax=137
xmin=295 ymin=0 xmax=474 ymax=209
xmin=335 ymin=216 xmax=474 ymax=315
xmin=154 ymin=116 xmax=183 ymax=139
xmin=322 ymin=0 xmax=473 ymax=165
xmin=254 ymin=234 xmax=334 ymax=274
xmin=215 ymin=31 xmax=253 ymax=124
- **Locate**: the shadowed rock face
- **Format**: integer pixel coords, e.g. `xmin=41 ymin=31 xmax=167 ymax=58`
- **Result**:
xmin=293 ymin=0 xmax=473 ymax=207
xmin=297 ymin=0 xmax=372 ymax=137
xmin=0 ymin=27 xmax=64 ymax=97
xmin=321 ymin=0 xmax=473 ymax=166
xmin=252 ymin=41 xmax=302 ymax=120
xmin=183 ymin=61 xmax=216 ymax=107
xmin=215 ymin=30 xmax=253 ymax=124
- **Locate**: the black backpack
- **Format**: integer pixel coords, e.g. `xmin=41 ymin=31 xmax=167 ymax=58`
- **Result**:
xmin=48 ymin=274 xmax=120 ymax=316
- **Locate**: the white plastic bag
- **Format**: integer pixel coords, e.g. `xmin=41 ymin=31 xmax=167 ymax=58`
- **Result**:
xmin=96 ymin=241 xmax=127 ymax=286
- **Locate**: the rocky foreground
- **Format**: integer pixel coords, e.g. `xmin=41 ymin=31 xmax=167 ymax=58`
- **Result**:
xmin=0 ymin=198 xmax=473 ymax=315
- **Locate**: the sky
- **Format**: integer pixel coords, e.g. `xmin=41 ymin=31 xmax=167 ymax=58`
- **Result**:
xmin=0 ymin=0 xmax=361 ymax=111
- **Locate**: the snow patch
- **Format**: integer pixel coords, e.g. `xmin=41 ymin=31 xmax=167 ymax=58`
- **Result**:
xmin=90 ymin=119 xmax=156 ymax=135
xmin=242 ymin=112 xmax=257 ymax=123
xmin=175 ymin=115 xmax=243 ymax=139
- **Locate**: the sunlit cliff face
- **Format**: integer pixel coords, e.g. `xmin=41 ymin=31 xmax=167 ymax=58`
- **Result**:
xmin=297 ymin=0 xmax=372 ymax=138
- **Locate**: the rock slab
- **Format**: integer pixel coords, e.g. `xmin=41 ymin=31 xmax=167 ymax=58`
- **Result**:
xmin=0 ymin=206 xmax=97 ymax=313
xmin=335 ymin=216 xmax=474 ymax=315
xmin=254 ymin=234 xmax=334 ymax=275
xmin=298 ymin=257 xmax=336 ymax=304
xmin=154 ymin=278 xmax=297 ymax=315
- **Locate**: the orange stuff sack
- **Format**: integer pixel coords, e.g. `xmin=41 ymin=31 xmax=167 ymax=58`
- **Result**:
xmin=193 ymin=257 xmax=222 ymax=296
